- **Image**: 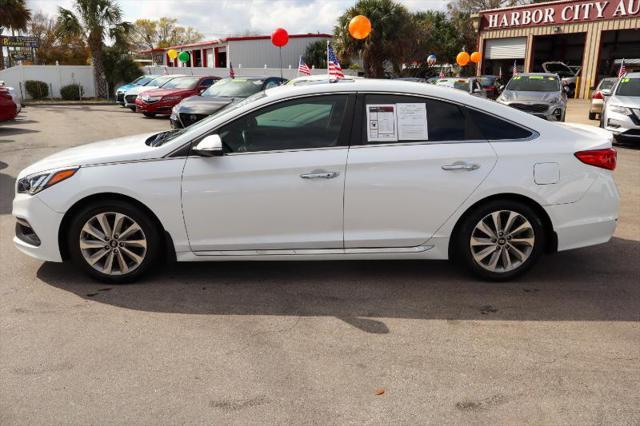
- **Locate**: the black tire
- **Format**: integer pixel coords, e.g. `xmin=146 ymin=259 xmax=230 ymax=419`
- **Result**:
xmin=67 ymin=200 xmax=162 ymax=283
xmin=128 ymin=106 xmax=136 ymax=111
xmin=453 ymin=200 xmax=546 ymax=281
xmin=588 ymin=112 xmax=597 ymax=120
xmin=143 ymin=112 xmax=155 ymax=118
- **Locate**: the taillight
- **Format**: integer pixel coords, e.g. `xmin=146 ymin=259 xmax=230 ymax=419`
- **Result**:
xmin=575 ymin=148 xmax=617 ymax=171
xmin=592 ymin=91 xmax=603 ymax=100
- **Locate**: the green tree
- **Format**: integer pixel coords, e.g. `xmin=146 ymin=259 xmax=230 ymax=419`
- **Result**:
xmin=102 ymin=46 xmax=142 ymax=96
xmin=303 ymin=40 xmax=327 ymax=69
xmin=56 ymin=0 xmax=130 ymax=98
xmin=28 ymin=11 xmax=90 ymax=65
xmin=333 ymin=0 xmax=414 ymax=78
xmin=0 ymin=0 xmax=32 ymax=69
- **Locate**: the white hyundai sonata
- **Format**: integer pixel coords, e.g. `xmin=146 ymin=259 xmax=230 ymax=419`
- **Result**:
xmin=13 ymin=80 xmax=619 ymax=283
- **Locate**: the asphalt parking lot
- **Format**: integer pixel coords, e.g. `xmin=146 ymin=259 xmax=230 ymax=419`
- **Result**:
xmin=1 ymin=102 xmax=639 ymax=424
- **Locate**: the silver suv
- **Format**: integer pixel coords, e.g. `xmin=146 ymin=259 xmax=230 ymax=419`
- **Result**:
xmin=497 ymin=73 xmax=567 ymax=121
xmin=601 ymin=72 xmax=640 ymax=142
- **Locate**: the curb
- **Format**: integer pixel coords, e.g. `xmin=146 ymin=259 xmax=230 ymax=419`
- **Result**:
xmin=23 ymin=102 xmax=118 ymax=106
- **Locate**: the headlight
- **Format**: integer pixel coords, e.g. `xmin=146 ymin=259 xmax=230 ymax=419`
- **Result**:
xmin=142 ymin=95 xmax=161 ymax=102
xmin=609 ymin=105 xmax=632 ymax=115
xmin=17 ymin=167 xmax=78 ymax=195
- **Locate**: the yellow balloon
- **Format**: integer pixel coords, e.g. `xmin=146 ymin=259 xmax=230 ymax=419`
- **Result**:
xmin=167 ymin=49 xmax=178 ymax=60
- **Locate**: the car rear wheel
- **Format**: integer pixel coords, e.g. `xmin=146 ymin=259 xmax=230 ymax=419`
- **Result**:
xmin=454 ymin=200 xmax=546 ymax=281
xmin=68 ymin=200 xmax=161 ymax=283
xmin=589 ymin=112 xmax=597 ymax=120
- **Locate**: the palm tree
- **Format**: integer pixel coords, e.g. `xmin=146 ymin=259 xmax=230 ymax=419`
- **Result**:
xmin=0 ymin=0 xmax=32 ymax=69
xmin=333 ymin=0 xmax=414 ymax=78
xmin=56 ymin=0 xmax=127 ymax=98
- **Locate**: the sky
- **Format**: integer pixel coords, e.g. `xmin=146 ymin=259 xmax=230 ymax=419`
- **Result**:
xmin=26 ymin=0 xmax=449 ymax=40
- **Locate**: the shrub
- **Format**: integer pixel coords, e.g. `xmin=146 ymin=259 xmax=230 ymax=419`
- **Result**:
xmin=60 ymin=84 xmax=84 ymax=100
xmin=25 ymin=80 xmax=49 ymax=99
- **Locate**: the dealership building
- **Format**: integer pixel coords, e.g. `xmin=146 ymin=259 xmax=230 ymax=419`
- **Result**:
xmin=474 ymin=0 xmax=639 ymax=98
xmin=141 ymin=33 xmax=332 ymax=70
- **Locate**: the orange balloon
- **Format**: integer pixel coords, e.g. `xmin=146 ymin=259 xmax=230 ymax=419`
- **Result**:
xmin=349 ymin=15 xmax=372 ymax=40
xmin=456 ymin=51 xmax=470 ymax=66
xmin=470 ymin=51 xmax=481 ymax=64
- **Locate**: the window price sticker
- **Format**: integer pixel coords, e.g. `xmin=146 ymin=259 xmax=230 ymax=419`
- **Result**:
xmin=366 ymin=104 xmax=397 ymax=142
xmin=366 ymin=103 xmax=428 ymax=142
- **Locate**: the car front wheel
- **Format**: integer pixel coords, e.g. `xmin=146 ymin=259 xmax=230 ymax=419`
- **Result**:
xmin=454 ymin=200 xmax=546 ymax=281
xmin=68 ymin=200 xmax=161 ymax=283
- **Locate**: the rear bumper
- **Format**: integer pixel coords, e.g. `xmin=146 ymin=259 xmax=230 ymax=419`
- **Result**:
xmin=546 ymin=173 xmax=619 ymax=252
xmin=590 ymin=99 xmax=604 ymax=114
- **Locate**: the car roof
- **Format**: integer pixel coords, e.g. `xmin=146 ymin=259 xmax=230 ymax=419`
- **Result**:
xmin=624 ymin=72 xmax=640 ymax=77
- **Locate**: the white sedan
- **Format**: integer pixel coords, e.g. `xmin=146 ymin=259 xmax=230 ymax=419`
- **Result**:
xmin=13 ymin=80 xmax=619 ymax=283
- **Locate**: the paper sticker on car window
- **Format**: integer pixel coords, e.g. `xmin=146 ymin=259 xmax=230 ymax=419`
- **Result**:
xmin=621 ymin=78 xmax=630 ymax=83
xmin=397 ymin=103 xmax=428 ymax=141
xmin=366 ymin=104 xmax=397 ymax=142
xmin=529 ymin=76 xmax=543 ymax=80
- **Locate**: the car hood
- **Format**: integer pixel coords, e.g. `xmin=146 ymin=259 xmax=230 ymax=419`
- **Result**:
xmin=608 ymin=95 xmax=640 ymax=108
xmin=125 ymin=85 xmax=159 ymax=96
xmin=144 ymin=88 xmax=193 ymax=97
xmin=501 ymin=90 xmax=562 ymax=103
xmin=116 ymin=83 xmax=137 ymax=93
xmin=18 ymin=132 xmax=161 ymax=178
xmin=174 ymin=95 xmax=236 ymax=114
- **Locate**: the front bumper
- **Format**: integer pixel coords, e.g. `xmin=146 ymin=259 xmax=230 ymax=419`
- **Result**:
xmin=499 ymin=101 xmax=565 ymax=121
xmin=12 ymin=193 xmax=64 ymax=262
xmin=603 ymin=109 xmax=640 ymax=139
xmin=135 ymin=99 xmax=175 ymax=115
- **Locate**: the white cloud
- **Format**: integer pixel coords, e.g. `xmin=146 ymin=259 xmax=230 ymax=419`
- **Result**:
xmin=27 ymin=0 xmax=448 ymax=41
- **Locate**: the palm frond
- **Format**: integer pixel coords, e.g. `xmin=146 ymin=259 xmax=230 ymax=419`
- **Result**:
xmin=56 ymin=7 xmax=83 ymax=40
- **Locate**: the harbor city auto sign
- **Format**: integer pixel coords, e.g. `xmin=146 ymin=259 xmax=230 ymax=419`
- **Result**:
xmin=480 ymin=0 xmax=640 ymax=29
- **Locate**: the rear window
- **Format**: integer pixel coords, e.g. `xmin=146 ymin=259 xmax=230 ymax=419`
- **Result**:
xmin=598 ymin=79 xmax=616 ymax=91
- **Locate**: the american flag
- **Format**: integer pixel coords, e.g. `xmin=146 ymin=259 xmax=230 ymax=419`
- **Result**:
xmin=229 ymin=62 xmax=235 ymax=79
xmin=618 ymin=59 xmax=626 ymax=77
xmin=512 ymin=60 xmax=518 ymax=76
xmin=327 ymin=42 xmax=344 ymax=80
xmin=298 ymin=56 xmax=311 ymax=76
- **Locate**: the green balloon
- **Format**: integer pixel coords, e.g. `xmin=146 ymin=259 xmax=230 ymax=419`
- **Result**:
xmin=178 ymin=51 xmax=190 ymax=63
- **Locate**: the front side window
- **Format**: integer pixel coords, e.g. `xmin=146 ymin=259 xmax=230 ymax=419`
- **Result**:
xmin=217 ymin=95 xmax=349 ymax=153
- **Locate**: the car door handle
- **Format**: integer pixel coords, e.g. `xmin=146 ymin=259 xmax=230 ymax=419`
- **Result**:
xmin=441 ymin=162 xmax=480 ymax=171
xmin=300 ymin=171 xmax=339 ymax=179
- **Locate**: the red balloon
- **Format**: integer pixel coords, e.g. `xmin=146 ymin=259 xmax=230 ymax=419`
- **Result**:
xmin=271 ymin=28 xmax=289 ymax=47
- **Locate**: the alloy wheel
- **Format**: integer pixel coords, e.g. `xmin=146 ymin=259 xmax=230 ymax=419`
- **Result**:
xmin=469 ymin=210 xmax=535 ymax=273
xmin=79 ymin=212 xmax=147 ymax=275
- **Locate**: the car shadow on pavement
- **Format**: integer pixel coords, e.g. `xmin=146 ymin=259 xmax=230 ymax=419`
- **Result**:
xmin=0 ymin=127 xmax=39 ymax=137
xmin=35 ymin=236 xmax=640 ymax=332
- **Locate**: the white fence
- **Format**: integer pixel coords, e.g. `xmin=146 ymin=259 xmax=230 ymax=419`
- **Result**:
xmin=0 ymin=64 xmax=95 ymax=100
xmin=143 ymin=65 xmax=356 ymax=80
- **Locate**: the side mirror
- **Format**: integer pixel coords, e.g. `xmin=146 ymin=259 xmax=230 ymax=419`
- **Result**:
xmin=193 ymin=134 xmax=223 ymax=157
xmin=562 ymin=85 xmax=570 ymax=93
xmin=601 ymin=89 xmax=612 ymax=96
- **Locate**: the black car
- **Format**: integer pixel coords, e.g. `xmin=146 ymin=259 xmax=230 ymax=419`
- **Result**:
xmin=478 ymin=75 xmax=503 ymax=100
xmin=170 ymin=76 xmax=287 ymax=128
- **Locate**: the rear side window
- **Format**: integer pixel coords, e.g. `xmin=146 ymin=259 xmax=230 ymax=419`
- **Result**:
xmin=466 ymin=108 xmax=534 ymax=140
xmin=363 ymin=94 xmax=479 ymax=143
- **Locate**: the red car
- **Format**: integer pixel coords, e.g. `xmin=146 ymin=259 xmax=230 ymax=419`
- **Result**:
xmin=135 ymin=75 xmax=220 ymax=117
xmin=0 ymin=88 xmax=18 ymax=122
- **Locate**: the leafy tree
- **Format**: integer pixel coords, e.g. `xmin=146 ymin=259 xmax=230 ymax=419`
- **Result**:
xmin=0 ymin=0 xmax=32 ymax=69
xmin=28 ymin=12 xmax=90 ymax=65
xmin=56 ymin=0 xmax=131 ymax=98
xmin=102 ymin=45 xmax=142 ymax=96
xmin=303 ymin=40 xmax=327 ymax=69
xmin=129 ymin=17 xmax=203 ymax=50
xmin=333 ymin=0 xmax=414 ymax=78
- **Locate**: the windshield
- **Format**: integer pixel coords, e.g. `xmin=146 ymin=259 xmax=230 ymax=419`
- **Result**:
xmin=203 ymin=78 xmax=264 ymax=97
xmin=147 ymin=75 xmax=178 ymax=87
xmin=161 ymin=76 xmax=200 ymax=89
xmin=615 ymin=77 xmax=640 ymax=96
xmin=478 ymin=77 xmax=496 ymax=87
xmin=506 ymin=75 xmax=560 ymax=92
xmin=132 ymin=76 xmax=148 ymax=85
xmin=598 ymin=78 xmax=616 ymax=91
